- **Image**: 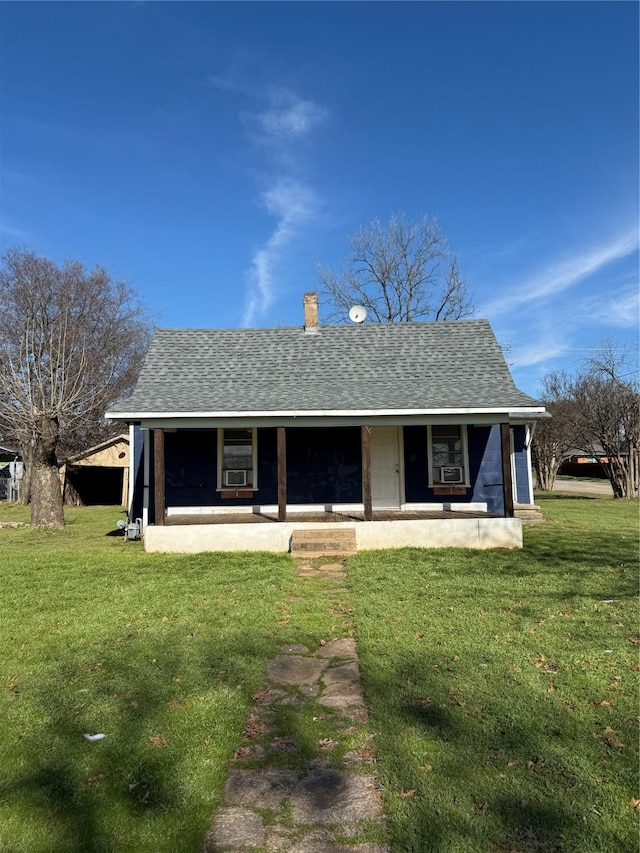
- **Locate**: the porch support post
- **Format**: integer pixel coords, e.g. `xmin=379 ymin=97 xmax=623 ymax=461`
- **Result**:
xmin=361 ymin=425 xmax=372 ymax=521
xmin=277 ymin=426 xmax=287 ymax=523
xmin=500 ymin=423 xmax=514 ymax=518
xmin=153 ymin=428 xmax=165 ymax=526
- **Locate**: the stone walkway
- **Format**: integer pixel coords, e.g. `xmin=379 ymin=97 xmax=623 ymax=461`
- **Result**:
xmin=203 ymin=561 xmax=389 ymax=853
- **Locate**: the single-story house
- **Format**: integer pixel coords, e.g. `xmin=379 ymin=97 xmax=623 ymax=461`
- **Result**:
xmin=107 ymin=293 xmax=548 ymax=553
xmin=558 ymin=444 xmax=612 ymax=479
xmin=61 ymin=434 xmax=131 ymax=506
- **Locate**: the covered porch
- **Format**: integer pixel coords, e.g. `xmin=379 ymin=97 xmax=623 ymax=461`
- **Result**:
xmin=137 ymin=420 xmax=528 ymax=552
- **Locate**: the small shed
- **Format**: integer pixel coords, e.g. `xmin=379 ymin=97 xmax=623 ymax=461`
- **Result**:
xmin=61 ymin=434 xmax=130 ymax=506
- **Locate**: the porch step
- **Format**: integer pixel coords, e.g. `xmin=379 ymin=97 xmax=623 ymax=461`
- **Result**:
xmin=290 ymin=528 xmax=357 ymax=558
xmin=514 ymin=503 xmax=544 ymax=524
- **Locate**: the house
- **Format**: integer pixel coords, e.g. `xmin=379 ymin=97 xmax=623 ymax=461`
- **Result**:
xmin=558 ymin=445 xmax=611 ymax=479
xmin=107 ymin=293 xmax=547 ymax=553
xmin=0 ymin=443 xmax=23 ymax=502
xmin=60 ymin=434 xmax=132 ymax=507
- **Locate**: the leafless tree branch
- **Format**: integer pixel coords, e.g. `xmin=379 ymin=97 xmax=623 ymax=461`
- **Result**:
xmin=317 ymin=213 xmax=473 ymax=323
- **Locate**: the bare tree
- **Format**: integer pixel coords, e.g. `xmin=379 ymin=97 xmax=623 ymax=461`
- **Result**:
xmin=531 ymin=371 xmax=576 ymax=490
xmin=0 ymin=249 xmax=152 ymax=528
xmin=532 ymin=343 xmax=639 ymax=499
xmin=572 ymin=343 xmax=639 ymax=499
xmin=317 ymin=213 xmax=473 ymax=323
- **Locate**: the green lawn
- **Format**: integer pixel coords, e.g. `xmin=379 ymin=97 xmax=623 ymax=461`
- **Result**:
xmin=1 ymin=498 xmax=638 ymax=852
xmin=0 ymin=506 xmax=342 ymax=852
xmin=348 ymin=496 xmax=639 ymax=852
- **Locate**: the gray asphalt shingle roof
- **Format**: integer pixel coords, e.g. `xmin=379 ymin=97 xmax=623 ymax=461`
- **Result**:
xmin=108 ymin=319 xmax=541 ymax=416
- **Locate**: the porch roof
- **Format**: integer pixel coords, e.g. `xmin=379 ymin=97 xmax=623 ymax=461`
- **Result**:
xmin=108 ymin=319 xmax=544 ymax=420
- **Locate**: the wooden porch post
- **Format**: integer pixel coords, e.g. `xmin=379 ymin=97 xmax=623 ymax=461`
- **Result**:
xmin=361 ymin=425 xmax=372 ymax=521
xmin=500 ymin=423 xmax=514 ymax=518
xmin=277 ymin=427 xmax=287 ymax=523
xmin=153 ymin=428 xmax=165 ymax=526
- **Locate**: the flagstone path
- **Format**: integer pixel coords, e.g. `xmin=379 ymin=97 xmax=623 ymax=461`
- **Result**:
xmin=203 ymin=560 xmax=389 ymax=853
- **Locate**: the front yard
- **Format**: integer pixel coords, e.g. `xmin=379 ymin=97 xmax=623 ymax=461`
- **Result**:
xmin=0 ymin=497 xmax=637 ymax=852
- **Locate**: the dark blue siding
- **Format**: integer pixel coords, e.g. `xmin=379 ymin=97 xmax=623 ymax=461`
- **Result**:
xmin=403 ymin=426 xmax=428 ymax=501
xmin=404 ymin=425 xmax=504 ymax=512
xmin=286 ymin=427 xmax=361 ymax=504
xmin=512 ymin=425 xmax=531 ymax=504
xmin=164 ymin=429 xmax=278 ymax=507
xmin=471 ymin=425 xmax=504 ymax=514
xmin=150 ymin=423 xmax=514 ymax=514
xmin=165 ymin=430 xmax=217 ymax=506
xmin=163 ymin=427 xmax=361 ymax=507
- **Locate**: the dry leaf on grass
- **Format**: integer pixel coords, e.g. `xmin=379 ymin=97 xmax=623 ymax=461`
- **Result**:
xmin=397 ymin=789 xmax=416 ymax=798
xmin=149 ymin=735 xmax=168 ymax=748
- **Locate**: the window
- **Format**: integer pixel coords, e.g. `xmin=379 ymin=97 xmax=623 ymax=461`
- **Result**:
xmin=428 ymin=425 xmax=469 ymax=486
xmin=218 ymin=428 xmax=257 ymax=489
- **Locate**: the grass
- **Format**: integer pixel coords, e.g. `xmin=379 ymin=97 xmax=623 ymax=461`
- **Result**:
xmin=0 ymin=505 xmax=346 ymax=852
xmin=347 ymin=496 xmax=639 ymax=852
xmin=0 ymin=498 xmax=637 ymax=852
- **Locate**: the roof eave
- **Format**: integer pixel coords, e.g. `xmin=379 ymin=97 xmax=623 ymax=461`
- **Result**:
xmin=107 ymin=405 xmax=547 ymax=421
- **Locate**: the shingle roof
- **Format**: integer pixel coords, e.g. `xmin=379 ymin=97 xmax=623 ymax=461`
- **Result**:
xmin=108 ymin=319 xmax=542 ymax=416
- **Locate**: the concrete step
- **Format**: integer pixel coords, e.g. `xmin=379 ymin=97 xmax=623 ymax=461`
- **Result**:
xmin=514 ymin=504 xmax=544 ymax=524
xmin=290 ymin=528 xmax=357 ymax=557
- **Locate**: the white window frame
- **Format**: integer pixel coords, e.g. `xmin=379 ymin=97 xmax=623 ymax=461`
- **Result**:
xmin=427 ymin=424 xmax=470 ymax=488
xmin=217 ymin=427 xmax=258 ymax=491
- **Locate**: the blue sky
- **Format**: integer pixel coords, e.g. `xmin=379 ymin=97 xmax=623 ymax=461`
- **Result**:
xmin=1 ymin=1 xmax=638 ymax=397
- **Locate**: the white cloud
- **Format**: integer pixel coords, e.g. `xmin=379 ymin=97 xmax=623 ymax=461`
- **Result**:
xmin=511 ymin=338 xmax=570 ymax=368
xmin=477 ymin=229 xmax=639 ymax=319
xmin=242 ymin=181 xmax=317 ymax=327
xmin=255 ymin=90 xmax=327 ymax=140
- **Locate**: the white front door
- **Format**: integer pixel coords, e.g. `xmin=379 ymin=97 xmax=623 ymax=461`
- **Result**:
xmin=370 ymin=426 xmax=401 ymax=508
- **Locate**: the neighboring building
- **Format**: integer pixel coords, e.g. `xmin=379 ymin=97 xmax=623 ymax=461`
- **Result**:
xmin=558 ymin=445 xmax=614 ymax=479
xmin=107 ymin=293 xmax=547 ymax=553
xmin=61 ymin=434 xmax=131 ymax=506
xmin=0 ymin=443 xmax=23 ymax=502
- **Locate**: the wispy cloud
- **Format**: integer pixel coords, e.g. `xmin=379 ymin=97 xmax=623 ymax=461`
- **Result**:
xmin=209 ymin=66 xmax=327 ymax=324
xmin=477 ymin=229 xmax=639 ymax=319
xmin=242 ymin=180 xmax=317 ymax=327
xmin=252 ymin=89 xmax=327 ymax=141
xmin=214 ymin=80 xmax=327 ymax=325
xmin=0 ymin=218 xmax=31 ymax=244
xmin=604 ymin=285 xmax=640 ymax=328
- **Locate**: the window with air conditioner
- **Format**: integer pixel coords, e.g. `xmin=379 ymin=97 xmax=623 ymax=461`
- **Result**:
xmin=428 ymin=425 xmax=469 ymax=487
xmin=218 ymin=428 xmax=257 ymax=490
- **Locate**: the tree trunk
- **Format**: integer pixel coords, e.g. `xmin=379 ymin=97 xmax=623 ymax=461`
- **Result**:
xmin=19 ymin=445 xmax=32 ymax=505
xmin=533 ymin=457 xmax=559 ymax=491
xmin=30 ymin=417 xmax=64 ymax=529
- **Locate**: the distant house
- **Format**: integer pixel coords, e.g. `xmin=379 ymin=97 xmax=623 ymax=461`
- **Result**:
xmin=61 ymin=434 xmax=131 ymax=507
xmin=558 ymin=444 xmax=618 ymax=480
xmin=0 ymin=443 xmax=23 ymax=502
xmin=107 ymin=293 xmax=547 ymax=553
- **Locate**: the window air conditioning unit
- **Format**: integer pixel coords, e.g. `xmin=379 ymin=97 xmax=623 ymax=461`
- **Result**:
xmin=224 ymin=469 xmax=248 ymax=487
xmin=436 ymin=466 xmax=464 ymax=484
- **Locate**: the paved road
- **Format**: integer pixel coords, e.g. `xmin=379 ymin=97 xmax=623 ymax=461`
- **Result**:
xmin=550 ymin=479 xmax=613 ymax=497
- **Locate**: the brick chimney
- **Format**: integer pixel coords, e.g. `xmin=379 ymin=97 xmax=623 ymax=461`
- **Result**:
xmin=303 ymin=291 xmax=319 ymax=333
